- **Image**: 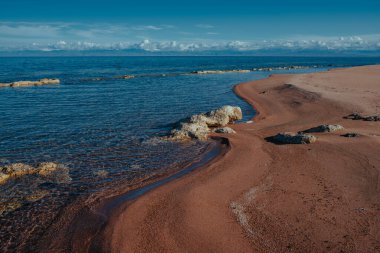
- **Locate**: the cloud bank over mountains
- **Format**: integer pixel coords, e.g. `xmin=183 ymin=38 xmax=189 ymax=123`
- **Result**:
xmin=0 ymin=22 xmax=379 ymax=55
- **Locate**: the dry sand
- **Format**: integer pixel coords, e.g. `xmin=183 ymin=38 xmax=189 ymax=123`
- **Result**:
xmin=43 ymin=66 xmax=380 ymax=252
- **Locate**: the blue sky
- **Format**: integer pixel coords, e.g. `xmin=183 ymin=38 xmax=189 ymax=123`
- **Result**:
xmin=0 ymin=0 xmax=379 ymax=53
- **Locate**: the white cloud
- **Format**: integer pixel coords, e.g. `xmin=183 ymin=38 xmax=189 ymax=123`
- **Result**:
xmin=4 ymin=35 xmax=379 ymax=53
xmin=132 ymin=25 xmax=163 ymax=31
xmin=0 ymin=22 xmax=379 ymax=53
xmin=196 ymin=24 xmax=215 ymax=29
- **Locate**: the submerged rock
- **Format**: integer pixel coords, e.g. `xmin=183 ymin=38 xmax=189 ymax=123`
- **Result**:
xmin=303 ymin=124 xmax=344 ymax=133
xmin=0 ymin=162 xmax=71 ymax=184
xmin=213 ymin=127 xmax=236 ymax=134
xmin=94 ymin=170 xmax=109 ymax=178
xmin=24 ymin=189 xmax=50 ymax=202
xmin=1 ymin=163 xmax=37 ymax=178
xmin=272 ymin=132 xmax=317 ymax=144
xmin=38 ymin=162 xmax=71 ymax=184
xmin=0 ymin=78 xmax=60 ymax=88
xmin=122 ymin=75 xmax=135 ymax=79
xmin=0 ymin=201 xmax=22 ymax=216
xmin=166 ymin=105 xmax=242 ymax=141
xmin=0 ymin=172 xmax=10 ymax=184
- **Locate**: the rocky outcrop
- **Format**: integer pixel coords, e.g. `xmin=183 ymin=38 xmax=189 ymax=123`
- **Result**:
xmin=344 ymin=113 xmax=380 ymax=121
xmin=272 ymin=132 xmax=317 ymax=144
xmin=169 ymin=121 xmax=210 ymax=141
xmin=252 ymin=66 xmax=312 ymax=71
xmin=191 ymin=70 xmax=250 ymax=75
xmin=303 ymin=124 xmax=344 ymax=133
xmin=0 ymin=162 xmax=71 ymax=184
xmin=166 ymin=105 xmax=242 ymax=141
xmin=213 ymin=127 xmax=236 ymax=134
xmin=0 ymin=78 xmax=60 ymax=88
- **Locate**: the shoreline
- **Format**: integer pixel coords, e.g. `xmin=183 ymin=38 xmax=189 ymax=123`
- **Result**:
xmin=35 ymin=137 xmax=230 ymax=252
xmin=104 ymin=65 xmax=379 ymax=252
xmin=38 ymin=65 xmax=380 ymax=252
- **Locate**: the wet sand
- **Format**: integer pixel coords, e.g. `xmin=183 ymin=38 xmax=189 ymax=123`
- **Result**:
xmin=42 ymin=65 xmax=380 ymax=252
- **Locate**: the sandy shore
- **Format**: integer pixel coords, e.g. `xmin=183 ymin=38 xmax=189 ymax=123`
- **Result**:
xmin=41 ymin=65 xmax=380 ymax=252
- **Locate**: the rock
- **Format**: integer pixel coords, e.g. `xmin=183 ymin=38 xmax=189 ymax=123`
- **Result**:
xmin=38 ymin=162 xmax=71 ymax=183
xmin=191 ymin=105 xmax=242 ymax=127
xmin=25 ymin=190 xmax=49 ymax=202
xmin=213 ymin=127 xmax=236 ymax=134
xmin=0 ymin=201 xmax=22 ymax=216
xmin=0 ymin=162 xmax=70 ymax=184
xmin=191 ymin=69 xmax=250 ymax=75
xmin=252 ymin=66 xmax=310 ymax=72
xmin=1 ymin=163 xmax=37 ymax=178
xmin=38 ymin=162 xmax=60 ymax=176
xmin=342 ymin=132 xmax=360 ymax=138
xmin=0 ymin=172 xmax=10 ymax=184
xmin=272 ymin=132 xmax=317 ymax=144
xmin=169 ymin=122 xmax=210 ymax=141
xmin=303 ymin=124 xmax=344 ymax=133
xmin=344 ymin=113 xmax=363 ymax=120
xmin=38 ymin=78 xmax=60 ymax=85
xmin=1 ymin=78 xmax=60 ymax=88
xmin=364 ymin=115 xmax=380 ymax=121
xmin=344 ymin=113 xmax=380 ymax=121
xmin=122 ymin=75 xmax=135 ymax=79
xmin=94 ymin=170 xmax=109 ymax=178
xmin=166 ymin=105 xmax=243 ymax=141
xmin=190 ymin=113 xmax=229 ymax=128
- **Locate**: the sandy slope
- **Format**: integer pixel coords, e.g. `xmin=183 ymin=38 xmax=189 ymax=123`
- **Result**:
xmin=101 ymin=66 xmax=380 ymax=252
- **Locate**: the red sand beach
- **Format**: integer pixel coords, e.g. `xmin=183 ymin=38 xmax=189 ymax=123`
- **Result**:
xmin=43 ymin=66 xmax=380 ymax=252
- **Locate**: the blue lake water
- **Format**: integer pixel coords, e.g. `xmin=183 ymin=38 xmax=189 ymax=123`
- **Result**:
xmin=0 ymin=56 xmax=379 ymax=251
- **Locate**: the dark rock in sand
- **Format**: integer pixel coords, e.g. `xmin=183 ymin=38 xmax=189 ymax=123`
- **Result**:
xmin=303 ymin=124 xmax=344 ymax=133
xmin=213 ymin=127 xmax=236 ymax=134
xmin=344 ymin=113 xmax=380 ymax=121
xmin=341 ymin=132 xmax=360 ymax=138
xmin=272 ymin=132 xmax=317 ymax=144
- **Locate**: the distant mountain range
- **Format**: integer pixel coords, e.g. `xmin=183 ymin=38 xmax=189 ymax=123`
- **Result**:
xmin=1 ymin=48 xmax=380 ymax=57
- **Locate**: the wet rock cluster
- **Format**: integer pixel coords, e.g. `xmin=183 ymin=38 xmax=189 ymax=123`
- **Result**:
xmin=166 ymin=105 xmax=242 ymax=141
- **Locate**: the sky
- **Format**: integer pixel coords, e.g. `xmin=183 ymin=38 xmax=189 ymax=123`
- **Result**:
xmin=0 ymin=0 xmax=380 ymax=54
